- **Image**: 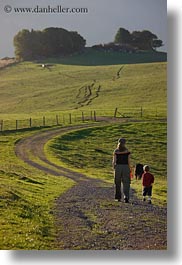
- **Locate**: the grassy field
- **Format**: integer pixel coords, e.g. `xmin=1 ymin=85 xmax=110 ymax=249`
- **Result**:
xmin=0 ymin=51 xmax=167 ymax=249
xmin=0 ymin=128 xmax=75 ymax=249
xmin=0 ymin=120 xmax=167 ymax=249
xmin=46 ymin=121 xmax=167 ymax=206
xmin=0 ymin=59 xmax=166 ymax=121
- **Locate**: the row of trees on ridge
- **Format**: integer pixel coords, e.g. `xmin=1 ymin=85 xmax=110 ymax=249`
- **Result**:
xmin=14 ymin=27 xmax=86 ymax=60
xmin=114 ymin=27 xmax=163 ymax=50
xmin=13 ymin=27 xmax=164 ymax=60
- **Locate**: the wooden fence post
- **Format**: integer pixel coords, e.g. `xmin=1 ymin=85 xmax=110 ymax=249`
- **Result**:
xmin=69 ymin=113 xmax=72 ymax=124
xmin=140 ymin=107 xmax=143 ymax=118
xmin=94 ymin=111 xmax=97 ymax=122
xmin=16 ymin=120 xmax=18 ymax=130
xmin=82 ymin=111 xmax=84 ymax=122
xmin=29 ymin=118 xmax=32 ymax=128
xmin=56 ymin=115 xmax=59 ymax=125
xmin=43 ymin=116 xmax=45 ymax=126
xmin=0 ymin=120 xmax=3 ymax=132
xmin=114 ymin=107 xmax=118 ymax=118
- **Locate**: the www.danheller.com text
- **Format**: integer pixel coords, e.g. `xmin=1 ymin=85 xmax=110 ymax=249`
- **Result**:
xmin=3 ymin=4 xmax=89 ymax=14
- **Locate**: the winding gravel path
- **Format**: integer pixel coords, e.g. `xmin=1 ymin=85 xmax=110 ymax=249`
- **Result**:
xmin=15 ymin=124 xmax=167 ymax=250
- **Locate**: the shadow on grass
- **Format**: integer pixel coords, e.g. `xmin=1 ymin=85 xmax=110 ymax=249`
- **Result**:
xmin=34 ymin=49 xmax=167 ymax=66
xmin=0 ymin=125 xmax=56 ymax=136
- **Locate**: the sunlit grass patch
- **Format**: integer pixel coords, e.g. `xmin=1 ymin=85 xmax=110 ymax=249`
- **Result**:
xmin=47 ymin=121 xmax=167 ymax=206
xmin=0 ymin=129 xmax=75 ymax=249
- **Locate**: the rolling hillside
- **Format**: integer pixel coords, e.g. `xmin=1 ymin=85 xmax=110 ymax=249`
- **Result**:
xmin=0 ymin=56 xmax=167 ymax=119
xmin=0 ymin=52 xmax=167 ymax=249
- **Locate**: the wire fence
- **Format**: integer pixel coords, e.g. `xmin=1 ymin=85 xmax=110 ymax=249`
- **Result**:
xmin=0 ymin=107 xmax=166 ymax=132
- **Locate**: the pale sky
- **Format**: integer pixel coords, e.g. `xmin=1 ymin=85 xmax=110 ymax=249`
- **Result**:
xmin=0 ymin=0 xmax=167 ymax=58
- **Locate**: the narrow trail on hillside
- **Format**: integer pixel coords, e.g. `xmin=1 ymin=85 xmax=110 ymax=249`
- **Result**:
xmin=75 ymin=80 xmax=101 ymax=109
xmin=15 ymin=124 xmax=167 ymax=250
xmin=112 ymin=66 xmax=125 ymax=81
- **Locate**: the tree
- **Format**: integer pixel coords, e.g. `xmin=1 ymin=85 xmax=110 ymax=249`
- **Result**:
xmin=14 ymin=29 xmax=33 ymax=60
xmin=152 ymin=39 xmax=164 ymax=50
xmin=131 ymin=30 xmax=161 ymax=50
xmin=69 ymin=31 xmax=86 ymax=52
xmin=13 ymin=27 xmax=86 ymax=60
xmin=113 ymin=27 xmax=163 ymax=51
xmin=114 ymin=28 xmax=132 ymax=44
xmin=29 ymin=30 xmax=43 ymax=58
xmin=14 ymin=29 xmax=46 ymax=60
xmin=41 ymin=27 xmax=73 ymax=56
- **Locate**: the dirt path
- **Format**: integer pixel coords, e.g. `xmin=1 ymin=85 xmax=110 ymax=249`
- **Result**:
xmin=15 ymin=124 xmax=167 ymax=250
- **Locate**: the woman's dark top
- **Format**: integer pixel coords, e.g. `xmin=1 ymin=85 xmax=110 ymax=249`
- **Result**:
xmin=114 ymin=149 xmax=130 ymax=165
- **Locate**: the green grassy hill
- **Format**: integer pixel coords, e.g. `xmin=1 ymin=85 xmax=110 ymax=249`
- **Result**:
xmin=0 ymin=56 xmax=166 ymax=120
xmin=0 ymin=52 xmax=167 ymax=249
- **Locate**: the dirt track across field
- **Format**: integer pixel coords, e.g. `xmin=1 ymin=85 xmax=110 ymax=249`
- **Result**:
xmin=15 ymin=124 xmax=167 ymax=250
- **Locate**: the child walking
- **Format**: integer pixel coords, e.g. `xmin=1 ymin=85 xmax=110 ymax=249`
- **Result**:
xmin=142 ymin=165 xmax=154 ymax=204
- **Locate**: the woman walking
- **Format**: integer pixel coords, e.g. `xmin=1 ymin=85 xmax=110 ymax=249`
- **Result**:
xmin=112 ymin=138 xmax=131 ymax=203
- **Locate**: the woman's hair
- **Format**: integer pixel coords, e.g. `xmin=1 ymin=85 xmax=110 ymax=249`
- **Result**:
xmin=117 ymin=142 xmax=127 ymax=152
